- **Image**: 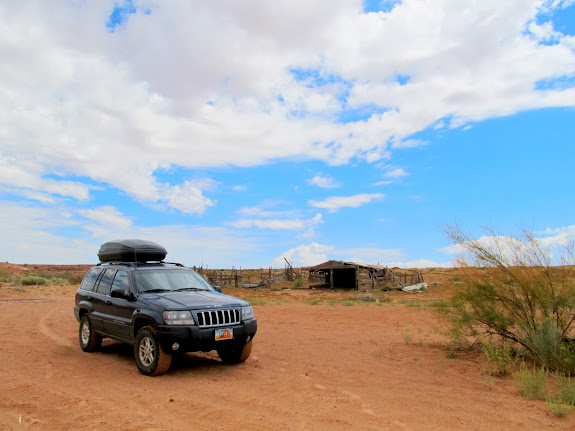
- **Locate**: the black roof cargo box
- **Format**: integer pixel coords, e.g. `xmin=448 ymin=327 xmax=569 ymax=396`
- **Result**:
xmin=98 ymin=239 xmax=167 ymax=263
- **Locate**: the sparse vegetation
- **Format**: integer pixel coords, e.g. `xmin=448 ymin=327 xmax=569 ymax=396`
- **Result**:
xmin=20 ymin=275 xmax=48 ymax=286
xmin=545 ymin=397 xmax=574 ymax=417
xmin=515 ymin=362 xmax=547 ymax=399
xmin=482 ymin=341 xmax=516 ymax=377
xmin=441 ymin=225 xmax=575 ymax=374
xmin=0 ymin=268 xmax=12 ymax=283
xmin=401 ymin=325 xmax=414 ymax=345
xmin=546 ymin=373 xmax=575 ymax=417
xmin=293 ymin=278 xmax=304 ymax=288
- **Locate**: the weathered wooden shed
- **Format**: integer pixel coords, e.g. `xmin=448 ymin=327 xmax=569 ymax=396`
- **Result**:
xmin=308 ymin=260 xmax=424 ymax=291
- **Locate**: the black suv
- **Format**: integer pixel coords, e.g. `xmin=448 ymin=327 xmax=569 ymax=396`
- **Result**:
xmin=74 ymin=240 xmax=257 ymax=376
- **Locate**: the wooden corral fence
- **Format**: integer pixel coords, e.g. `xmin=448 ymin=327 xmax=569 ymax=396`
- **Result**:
xmin=195 ymin=267 xmax=295 ymax=288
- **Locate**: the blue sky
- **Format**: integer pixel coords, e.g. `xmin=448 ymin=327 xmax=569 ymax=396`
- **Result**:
xmin=1 ymin=0 xmax=574 ymax=267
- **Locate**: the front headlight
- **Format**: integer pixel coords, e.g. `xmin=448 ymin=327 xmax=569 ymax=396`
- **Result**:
xmin=241 ymin=305 xmax=254 ymax=321
xmin=163 ymin=310 xmax=195 ymax=325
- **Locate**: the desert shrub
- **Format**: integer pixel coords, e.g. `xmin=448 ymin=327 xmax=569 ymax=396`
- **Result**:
xmin=545 ymin=397 xmax=574 ymax=417
xmin=50 ymin=277 xmax=69 ymax=286
xmin=401 ymin=325 xmax=414 ymax=345
xmin=515 ymin=362 xmax=547 ymax=399
xmin=542 ymin=373 xmax=575 ymax=417
xmin=293 ymin=278 xmax=304 ymax=288
xmin=0 ymin=268 xmax=12 ymax=283
xmin=482 ymin=341 xmax=516 ymax=377
xmin=20 ymin=275 xmax=48 ymax=286
xmin=554 ymin=373 xmax=575 ymax=404
xmin=61 ymin=271 xmax=85 ymax=284
xmin=440 ymin=225 xmax=575 ymax=374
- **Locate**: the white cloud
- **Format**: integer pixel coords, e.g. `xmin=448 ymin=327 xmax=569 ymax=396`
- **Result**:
xmin=340 ymin=246 xmax=405 ymax=263
xmin=392 ymin=139 xmax=428 ymax=149
xmin=0 ymin=202 xmax=93 ymax=264
xmin=273 ymin=243 xmax=335 ymax=267
xmin=229 ymin=219 xmax=308 ymax=230
xmin=1 ymin=0 xmax=574 ymax=212
xmin=308 ymin=174 xmax=340 ymax=189
xmin=0 ymin=201 xmax=255 ymax=266
xmin=382 ymin=168 xmax=409 ymax=178
xmin=77 ymin=206 xmax=133 ymax=230
xmin=274 ymin=243 xmax=449 ymax=268
xmin=237 ymin=207 xmax=296 ymax=218
xmin=309 ymin=193 xmax=383 ymax=212
xmin=228 ymin=213 xmax=323 ymax=238
xmin=0 ymin=157 xmax=91 ymax=201
xmin=160 ymin=180 xmax=216 ymax=214
xmin=385 ymin=258 xmax=452 ymax=268
xmin=440 ymin=228 xmax=575 ymax=266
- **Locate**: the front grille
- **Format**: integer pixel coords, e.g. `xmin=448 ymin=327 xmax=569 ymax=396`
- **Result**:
xmin=196 ymin=309 xmax=240 ymax=328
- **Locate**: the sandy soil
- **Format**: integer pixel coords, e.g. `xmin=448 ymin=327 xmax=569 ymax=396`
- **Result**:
xmin=0 ymin=285 xmax=573 ymax=431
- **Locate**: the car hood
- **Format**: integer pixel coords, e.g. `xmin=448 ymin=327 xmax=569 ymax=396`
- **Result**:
xmin=139 ymin=291 xmax=248 ymax=310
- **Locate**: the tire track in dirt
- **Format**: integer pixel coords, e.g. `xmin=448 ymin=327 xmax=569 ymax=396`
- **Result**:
xmin=38 ymin=308 xmax=75 ymax=348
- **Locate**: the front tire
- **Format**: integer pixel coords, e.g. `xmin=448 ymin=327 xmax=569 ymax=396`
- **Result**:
xmin=217 ymin=340 xmax=253 ymax=364
xmin=134 ymin=326 xmax=172 ymax=376
xmin=79 ymin=315 xmax=102 ymax=352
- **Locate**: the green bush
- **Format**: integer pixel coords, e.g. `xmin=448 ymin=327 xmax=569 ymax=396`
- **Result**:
xmin=545 ymin=398 xmax=574 ymax=417
xmin=0 ymin=268 xmax=12 ymax=283
xmin=293 ymin=278 xmax=304 ymax=288
xmin=482 ymin=341 xmax=516 ymax=377
xmin=514 ymin=362 xmax=547 ymax=399
xmin=20 ymin=275 xmax=48 ymax=286
xmin=545 ymin=373 xmax=575 ymax=417
xmin=441 ymin=225 xmax=575 ymax=374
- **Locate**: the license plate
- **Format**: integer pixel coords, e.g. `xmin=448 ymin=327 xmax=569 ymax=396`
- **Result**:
xmin=215 ymin=328 xmax=233 ymax=341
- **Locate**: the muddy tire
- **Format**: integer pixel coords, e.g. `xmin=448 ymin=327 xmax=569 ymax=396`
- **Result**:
xmin=217 ymin=340 xmax=253 ymax=364
xmin=79 ymin=315 xmax=102 ymax=352
xmin=134 ymin=326 xmax=172 ymax=376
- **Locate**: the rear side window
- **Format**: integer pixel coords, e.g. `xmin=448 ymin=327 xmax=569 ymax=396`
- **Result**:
xmin=80 ymin=268 xmax=103 ymax=292
xmin=111 ymin=270 xmax=130 ymax=296
xmin=95 ymin=269 xmax=117 ymax=295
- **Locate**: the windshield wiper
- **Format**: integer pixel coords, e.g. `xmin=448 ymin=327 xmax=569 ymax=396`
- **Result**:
xmin=141 ymin=288 xmax=172 ymax=293
xmin=173 ymin=287 xmax=207 ymax=292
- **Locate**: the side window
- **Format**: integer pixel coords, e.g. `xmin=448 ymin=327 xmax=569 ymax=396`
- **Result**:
xmin=111 ymin=270 xmax=130 ymax=296
xmin=80 ymin=268 xmax=103 ymax=292
xmin=95 ymin=269 xmax=117 ymax=295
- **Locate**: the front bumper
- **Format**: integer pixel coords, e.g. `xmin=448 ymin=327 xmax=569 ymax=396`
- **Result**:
xmin=155 ymin=318 xmax=257 ymax=353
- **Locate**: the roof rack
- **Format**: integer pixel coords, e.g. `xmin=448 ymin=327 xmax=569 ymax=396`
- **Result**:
xmin=96 ymin=261 xmax=185 ymax=267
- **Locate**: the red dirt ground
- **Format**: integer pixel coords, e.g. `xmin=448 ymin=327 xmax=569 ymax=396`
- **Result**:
xmin=0 ymin=275 xmax=574 ymax=430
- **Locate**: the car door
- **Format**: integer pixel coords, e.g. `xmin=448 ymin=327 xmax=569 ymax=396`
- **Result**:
xmin=91 ymin=268 xmax=117 ymax=332
xmin=102 ymin=269 xmax=137 ymax=340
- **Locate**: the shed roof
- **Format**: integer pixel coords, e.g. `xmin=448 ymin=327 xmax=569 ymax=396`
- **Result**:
xmin=308 ymin=260 xmax=388 ymax=271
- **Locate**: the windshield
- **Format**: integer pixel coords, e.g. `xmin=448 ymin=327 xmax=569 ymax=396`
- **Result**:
xmin=135 ymin=269 xmax=214 ymax=293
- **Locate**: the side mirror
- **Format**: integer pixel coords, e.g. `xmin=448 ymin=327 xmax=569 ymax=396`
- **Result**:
xmin=213 ymin=285 xmax=222 ymax=293
xmin=111 ymin=287 xmax=131 ymax=300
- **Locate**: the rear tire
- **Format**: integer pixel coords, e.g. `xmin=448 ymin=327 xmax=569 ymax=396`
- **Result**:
xmin=134 ymin=326 xmax=172 ymax=376
xmin=79 ymin=315 xmax=102 ymax=352
xmin=217 ymin=340 xmax=253 ymax=364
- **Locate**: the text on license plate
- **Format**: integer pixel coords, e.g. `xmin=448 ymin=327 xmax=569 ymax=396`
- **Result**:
xmin=215 ymin=328 xmax=233 ymax=341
